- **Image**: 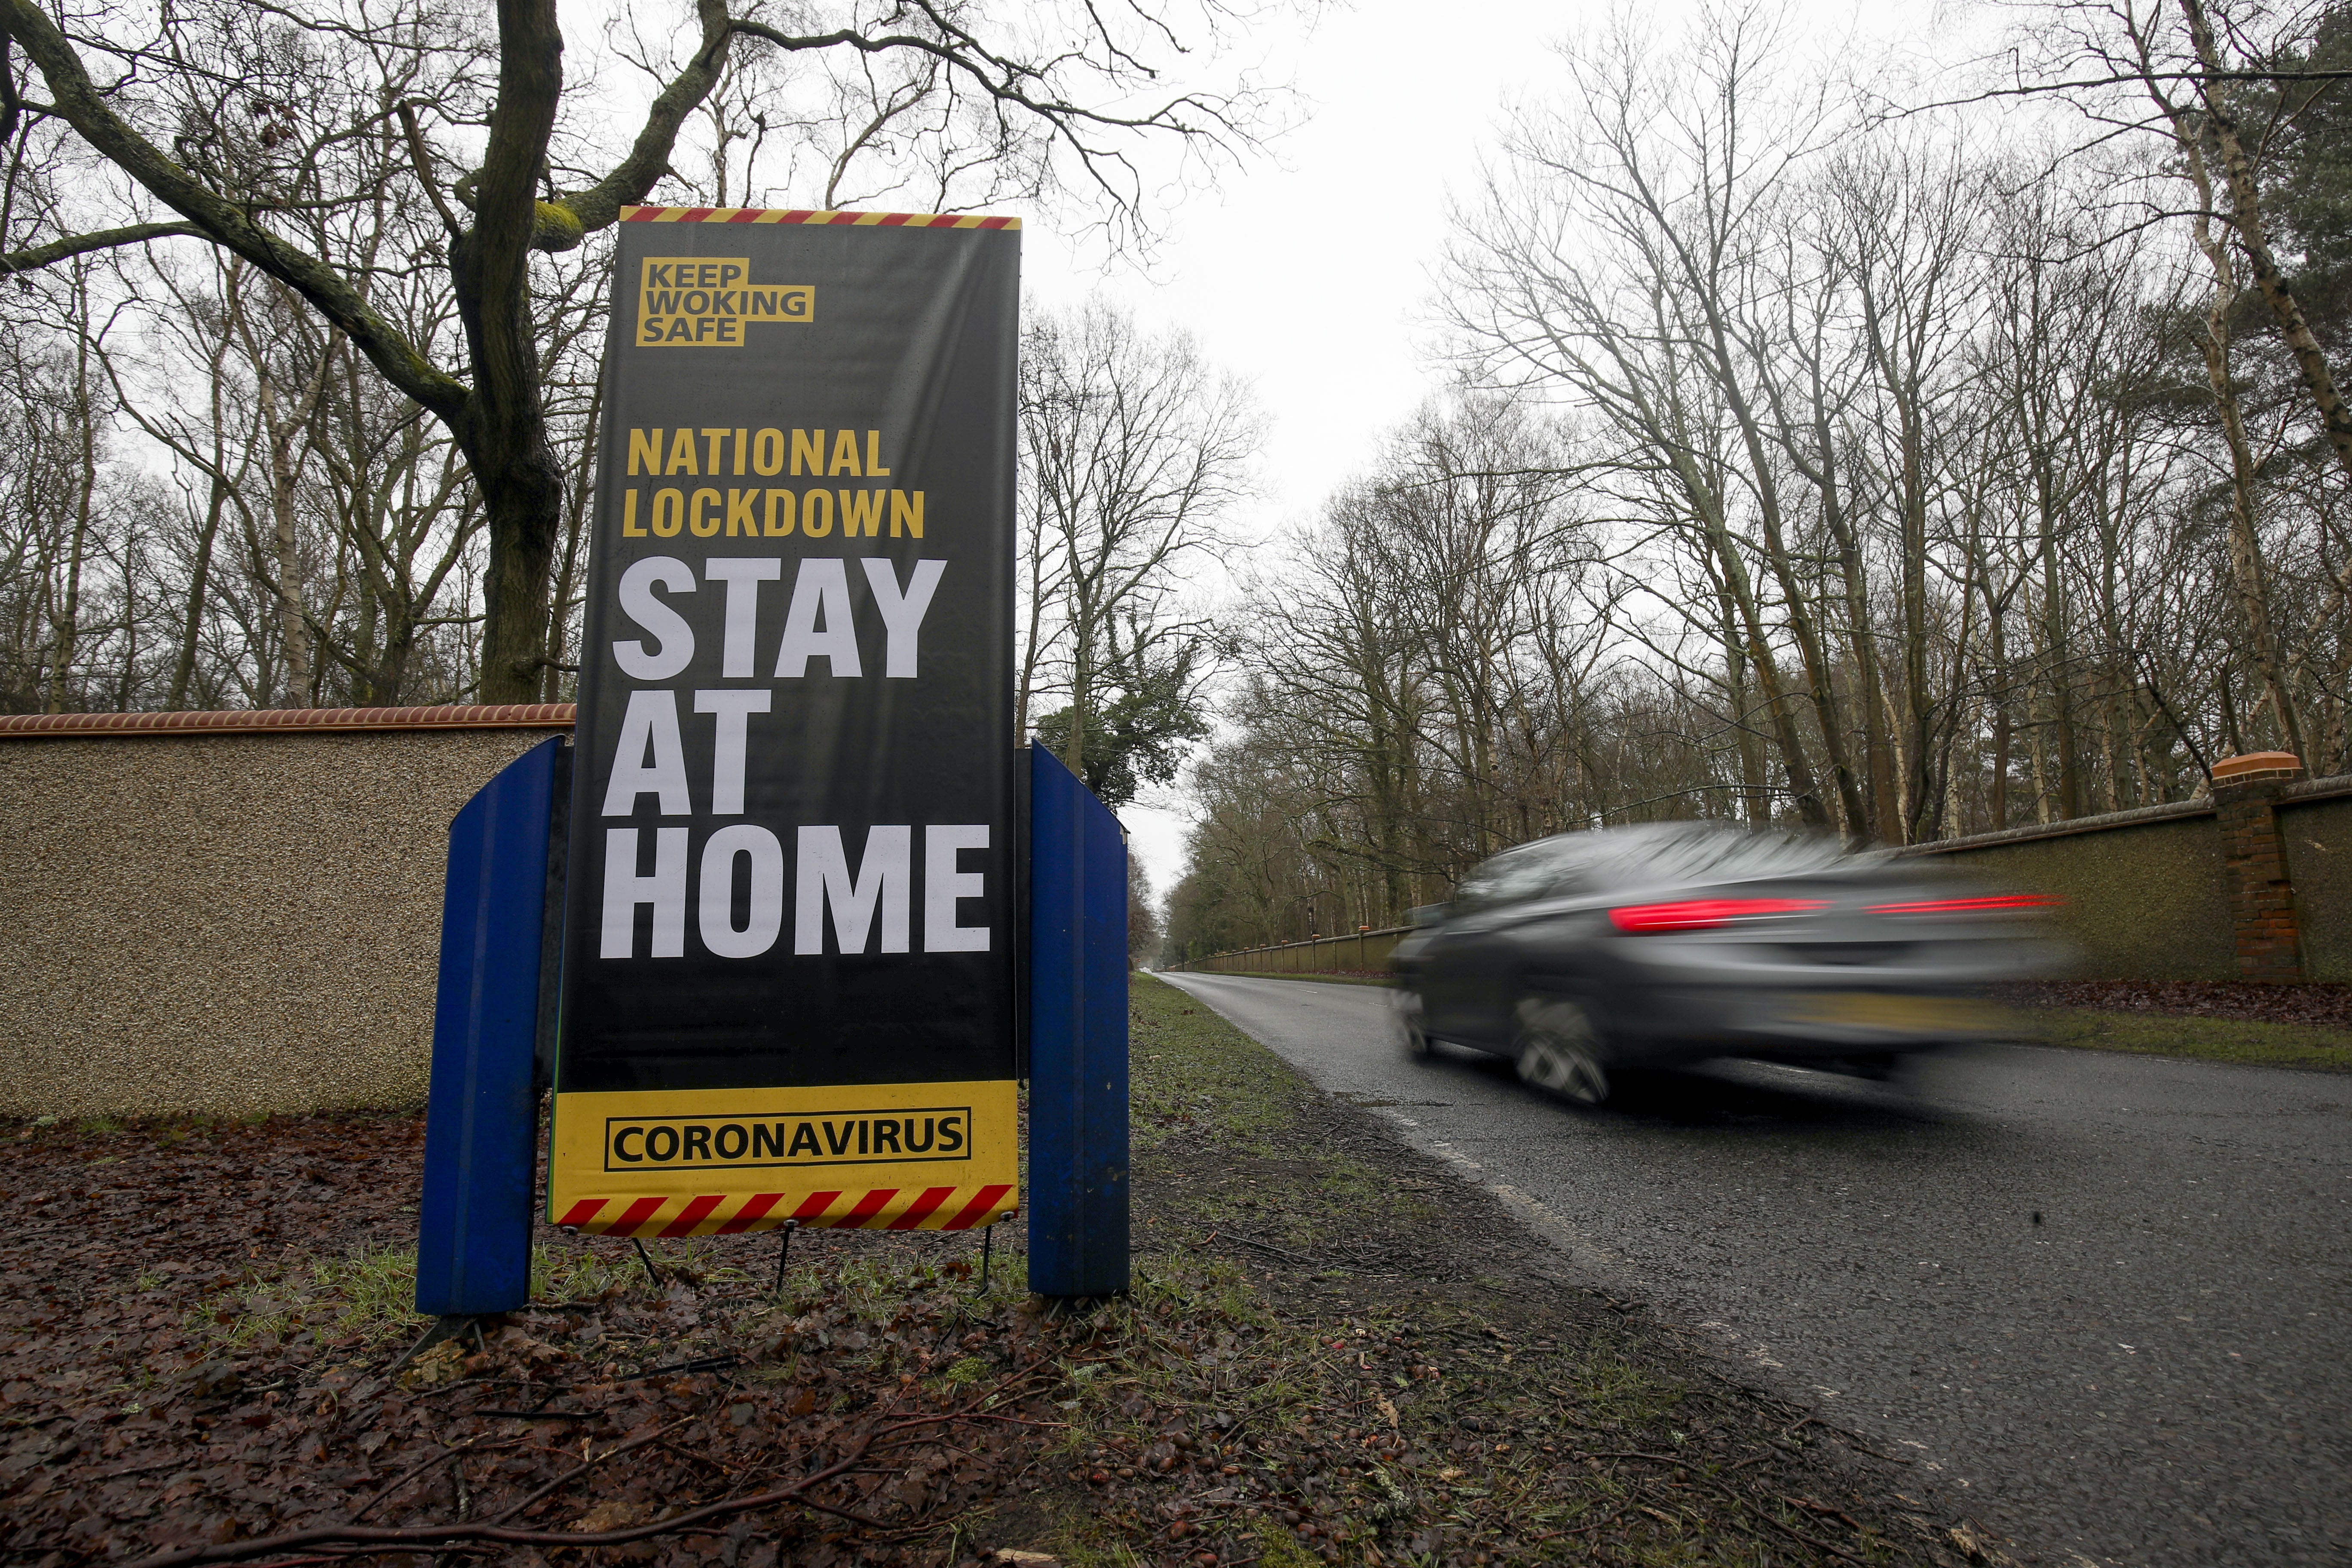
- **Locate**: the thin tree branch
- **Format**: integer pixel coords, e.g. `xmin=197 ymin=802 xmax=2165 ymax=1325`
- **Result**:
xmin=0 ymin=219 xmax=202 ymax=273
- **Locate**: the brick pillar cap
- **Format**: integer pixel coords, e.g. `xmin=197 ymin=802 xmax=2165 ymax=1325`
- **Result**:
xmin=2212 ymin=751 xmax=2304 ymax=782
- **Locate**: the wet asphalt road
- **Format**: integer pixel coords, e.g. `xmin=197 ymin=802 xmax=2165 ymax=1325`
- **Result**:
xmin=1155 ymin=971 xmax=2352 ymax=1568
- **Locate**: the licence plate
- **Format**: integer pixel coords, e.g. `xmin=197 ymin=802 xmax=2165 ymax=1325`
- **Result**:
xmin=1779 ymin=993 xmax=1991 ymax=1035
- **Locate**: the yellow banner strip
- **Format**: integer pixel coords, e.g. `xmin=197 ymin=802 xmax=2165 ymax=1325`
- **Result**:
xmin=620 ymin=206 xmax=1018 ymax=230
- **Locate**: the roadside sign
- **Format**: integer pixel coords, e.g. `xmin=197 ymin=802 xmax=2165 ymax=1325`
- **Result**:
xmin=548 ymin=207 xmax=1021 ymax=1239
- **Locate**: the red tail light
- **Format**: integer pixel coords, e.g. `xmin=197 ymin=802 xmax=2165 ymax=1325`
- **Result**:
xmin=1865 ymin=894 xmax=2062 ymax=916
xmin=1608 ymin=898 xmax=1828 ymax=934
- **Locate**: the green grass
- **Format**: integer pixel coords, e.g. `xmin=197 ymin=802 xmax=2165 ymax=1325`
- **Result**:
xmin=185 ymin=1235 xmax=785 ymax=1353
xmin=190 ymin=1247 xmax=433 ymax=1350
xmin=1128 ymin=973 xmax=1312 ymax=1151
xmin=2033 ymin=1007 xmax=2352 ymax=1072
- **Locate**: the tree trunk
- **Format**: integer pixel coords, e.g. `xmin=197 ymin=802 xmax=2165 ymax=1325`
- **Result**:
xmin=2137 ymin=9 xmax=2307 ymax=759
xmin=45 ymin=296 xmax=97 ymax=713
xmin=168 ymin=277 xmax=244 ymax=712
xmin=1815 ymin=434 xmax=1901 ymax=841
xmin=449 ymin=0 xmax=568 ymax=703
xmin=1981 ymin=568 xmax=2010 ymax=831
xmin=2180 ymin=0 xmax=2352 ymax=502
xmin=168 ymin=473 xmax=228 ymax=710
xmin=1061 ymin=631 xmax=1089 ymax=777
xmin=256 ymin=374 xmax=312 ymax=705
xmin=544 ymin=375 xmax=604 ymax=701
xmin=2184 ymin=170 xmax=2306 ymax=760
xmin=1694 ymin=299 xmax=1870 ymax=838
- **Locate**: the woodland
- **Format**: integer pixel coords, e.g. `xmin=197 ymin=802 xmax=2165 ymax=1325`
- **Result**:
xmin=1162 ymin=0 xmax=2352 ymax=960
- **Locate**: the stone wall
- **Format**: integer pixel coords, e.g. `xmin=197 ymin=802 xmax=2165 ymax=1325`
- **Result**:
xmin=0 ymin=707 xmax=572 ymax=1119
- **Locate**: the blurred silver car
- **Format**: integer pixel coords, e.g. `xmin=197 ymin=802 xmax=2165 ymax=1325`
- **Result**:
xmin=1387 ymin=823 xmax=2058 ymax=1105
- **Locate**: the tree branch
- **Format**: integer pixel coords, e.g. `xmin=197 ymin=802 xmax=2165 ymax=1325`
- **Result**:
xmin=728 ymin=15 xmax=1222 ymax=137
xmin=557 ymin=3 xmax=1238 ymax=239
xmin=0 ymin=219 xmax=202 ymax=273
xmin=1886 ymin=64 xmax=2352 ymax=120
xmin=559 ymin=0 xmax=734 ymax=233
xmin=0 ymin=0 xmax=469 ymax=420
xmin=395 ymin=103 xmax=463 ymax=239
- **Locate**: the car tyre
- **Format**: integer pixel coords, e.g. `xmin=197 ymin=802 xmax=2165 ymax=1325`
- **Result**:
xmin=1393 ymin=986 xmax=1436 ymax=1058
xmin=1513 ymin=996 xmax=1611 ymax=1107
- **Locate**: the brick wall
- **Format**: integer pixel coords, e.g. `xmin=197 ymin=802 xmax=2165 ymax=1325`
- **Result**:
xmin=1180 ymin=927 xmax=1408 ymax=977
xmin=1176 ymin=755 xmax=2351 ymax=985
xmin=2282 ymin=794 xmax=2352 ymax=981
xmin=1885 ymin=753 xmax=2346 ymax=984
xmin=2211 ymin=753 xmax=2308 ymax=982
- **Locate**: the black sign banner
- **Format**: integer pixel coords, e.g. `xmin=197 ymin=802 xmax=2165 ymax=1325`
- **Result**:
xmin=549 ymin=207 xmax=1020 ymax=1238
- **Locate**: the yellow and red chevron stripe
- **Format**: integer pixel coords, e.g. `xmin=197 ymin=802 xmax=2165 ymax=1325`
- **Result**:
xmin=621 ymin=205 xmax=1018 ymax=230
xmin=556 ymin=1184 xmax=1015 ymax=1237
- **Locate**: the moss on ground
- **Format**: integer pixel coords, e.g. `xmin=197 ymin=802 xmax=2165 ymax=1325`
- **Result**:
xmin=2032 ymin=1007 xmax=2352 ymax=1072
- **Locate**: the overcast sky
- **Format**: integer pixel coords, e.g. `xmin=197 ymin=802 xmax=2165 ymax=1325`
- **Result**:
xmin=1017 ymin=0 xmax=1943 ymax=913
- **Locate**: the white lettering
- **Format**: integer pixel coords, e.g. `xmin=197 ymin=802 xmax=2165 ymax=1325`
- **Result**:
xmin=702 ymin=557 xmax=781 ymax=678
xmin=861 ymin=558 xmax=946 ymax=678
xmin=601 ymin=826 xmax=688 ymax=958
xmin=794 ymin=824 xmax=910 ymax=954
xmin=699 ymin=824 xmax=785 ymax=958
xmin=612 ymin=557 xmax=695 ymax=680
xmin=924 ymin=824 xmax=990 ymax=952
xmin=773 ymin=558 xmax=861 ymax=678
xmin=602 ymin=689 xmax=691 ymax=815
xmin=692 ymin=689 xmax=771 ymax=814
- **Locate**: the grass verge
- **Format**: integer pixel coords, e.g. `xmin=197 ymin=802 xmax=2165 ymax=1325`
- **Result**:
xmin=2030 ymin=1006 xmax=2352 ymax=1072
xmin=1186 ymin=971 xmax=2352 ymax=1074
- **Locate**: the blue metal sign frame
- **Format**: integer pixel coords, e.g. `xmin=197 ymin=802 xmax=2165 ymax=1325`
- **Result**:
xmin=416 ymin=738 xmax=565 ymax=1317
xmin=1025 ymin=747 xmax=1130 ymax=1297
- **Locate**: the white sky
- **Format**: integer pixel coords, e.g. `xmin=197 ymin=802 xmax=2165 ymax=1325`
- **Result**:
xmin=1015 ymin=0 xmax=1942 ymax=910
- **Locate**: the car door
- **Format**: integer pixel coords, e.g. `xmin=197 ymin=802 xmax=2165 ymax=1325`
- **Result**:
xmin=1442 ymin=840 xmax=1600 ymax=1049
xmin=1419 ymin=870 xmax=1501 ymax=1041
xmin=1441 ymin=898 xmax=1524 ymax=1048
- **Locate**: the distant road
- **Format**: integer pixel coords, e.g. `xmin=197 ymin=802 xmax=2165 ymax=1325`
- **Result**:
xmin=1157 ymin=971 xmax=2352 ymax=1568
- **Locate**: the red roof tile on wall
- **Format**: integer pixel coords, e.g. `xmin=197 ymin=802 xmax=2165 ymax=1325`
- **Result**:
xmin=0 ymin=704 xmax=577 ymax=738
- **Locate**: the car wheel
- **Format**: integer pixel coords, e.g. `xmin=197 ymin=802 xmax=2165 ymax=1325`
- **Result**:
xmin=1392 ymin=986 xmax=1436 ymax=1058
xmin=1513 ymin=996 xmax=1611 ymax=1106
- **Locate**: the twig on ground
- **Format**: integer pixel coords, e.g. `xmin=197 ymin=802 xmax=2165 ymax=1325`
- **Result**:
xmin=126 ymin=1350 xmax=1070 ymax=1568
xmin=348 ymin=1439 xmax=521 ymax=1524
xmin=481 ymin=1419 xmax=693 ymax=1525
xmin=1530 ymin=1504 xmax=1627 ymax=1541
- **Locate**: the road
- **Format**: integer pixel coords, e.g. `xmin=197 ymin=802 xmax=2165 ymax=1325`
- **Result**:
xmin=1155 ymin=971 xmax=2352 ymax=1568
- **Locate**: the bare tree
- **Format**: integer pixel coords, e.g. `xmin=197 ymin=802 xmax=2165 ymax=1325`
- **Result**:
xmin=1019 ymin=299 xmax=1260 ymax=805
xmin=1 ymin=0 xmax=1275 ymax=699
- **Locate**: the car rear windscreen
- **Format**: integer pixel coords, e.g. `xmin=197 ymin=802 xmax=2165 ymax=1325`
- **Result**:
xmin=1582 ymin=825 xmax=1855 ymax=890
